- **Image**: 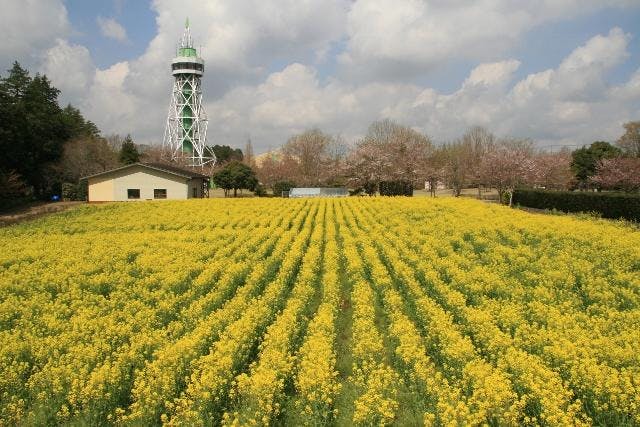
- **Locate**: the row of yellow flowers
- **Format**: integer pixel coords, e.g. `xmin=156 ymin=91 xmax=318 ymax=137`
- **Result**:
xmin=353 ymin=196 xmax=639 ymax=425
xmin=342 ymin=201 xmax=473 ymax=424
xmin=362 ymin=227 xmax=523 ymax=422
xmin=338 ymin=203 xmax=400 ymax=425
xmin=350 ymin=198 xmax=583 ymax=425
xmin=0 ymin=199 xmax=309 ymax=424
xmin=121 ymin=202 xmax=312 ymax=424
xmin=123 ymin=206 xmax=304 ymax=423
xmin=163 ymin=203 xmax=323 ymax=425
xmin=291 ymin=202 xmax=341 ymax=425
xmin=1 ymin=196 xmax=638 ymax=425
xmin=222 ymin=201 xmax=327 ymax=426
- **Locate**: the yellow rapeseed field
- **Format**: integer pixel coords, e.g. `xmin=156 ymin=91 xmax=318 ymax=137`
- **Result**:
xmin=0 ymin=197 xmax=639 ymax=426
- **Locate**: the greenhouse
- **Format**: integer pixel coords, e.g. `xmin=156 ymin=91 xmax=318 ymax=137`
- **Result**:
xmin=288 ymin=187 xmax=349 ymax=198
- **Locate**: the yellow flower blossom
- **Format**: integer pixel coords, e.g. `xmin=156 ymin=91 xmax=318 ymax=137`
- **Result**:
xmin=0 ymin=197 xmax=637 ymax=426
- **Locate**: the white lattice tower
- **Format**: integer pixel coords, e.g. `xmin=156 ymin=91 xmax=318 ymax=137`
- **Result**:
xmin=162 ymin=19 xmax=215 ymax=168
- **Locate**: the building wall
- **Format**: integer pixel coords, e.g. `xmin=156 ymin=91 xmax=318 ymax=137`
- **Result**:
xmin=187 ymin=178 xmax=204 ymax=198
xmin=88 ymin=165 xmax=190 ymax=201
xmin=88 ymin=175 xmax=114 ymax=201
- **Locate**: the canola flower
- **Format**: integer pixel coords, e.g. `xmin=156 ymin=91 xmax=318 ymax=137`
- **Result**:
xmin=0 ymin=197 xmax=638 ymax=426
xmin=291 ymin=202 xmax=342 ymax=425
xmin=338 ymin=204 xmax=400 ymax=425
xmin=222 ymin=201 xmax=327 ymax=426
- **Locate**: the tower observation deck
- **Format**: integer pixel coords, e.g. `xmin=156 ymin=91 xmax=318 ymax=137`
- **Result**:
xmin=162 ymin=19 xmax=215 ymax=167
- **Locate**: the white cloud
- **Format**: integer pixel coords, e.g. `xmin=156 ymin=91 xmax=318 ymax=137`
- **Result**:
xmin=37 ymin=39 xmax=141 ymax=138
xmin=40 ymin=39 xmax=93 ymax=103
xmin=204 ymin=28 xmax=640 ymax=151
xmin=339 ymin=0 xmax=636 ymax=80
xmin=83 ymin=62 xmax=138 ymax=133
xmin=56 ymin=0 xmax=350 ymax=143
xmin=3 ymin=1 xmax=639 ymax=153
xmin=139 ymin=0 xmax=348 ymax=80
xmin=463 ymin=60 xmax=521 ymax=88
xmin=612 ymin=68 xmax=640 ymax=100
xmin=0 ymin=0 xmax=70 ymax=67
xmin=97 ymin=17 xmax=128 ymax=43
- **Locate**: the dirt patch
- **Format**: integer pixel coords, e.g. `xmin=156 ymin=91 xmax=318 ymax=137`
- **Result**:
xmin=0 ymin=201 xmax=84 ymax=227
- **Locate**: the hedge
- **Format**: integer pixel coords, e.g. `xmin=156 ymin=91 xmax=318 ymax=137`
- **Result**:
xmin=512 ymin=189 xmax=640 ymax=222
xmin=379 ymin=180 xmax=413 ymax=196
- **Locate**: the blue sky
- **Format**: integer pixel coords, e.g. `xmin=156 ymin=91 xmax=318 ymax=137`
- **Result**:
xmin=61 ymin=1 xmax=640 ymax=91
xmin=2 ymin=1 xmax=639 ymax=152
xmin=63 ymin=0 xmax=156 ymax=68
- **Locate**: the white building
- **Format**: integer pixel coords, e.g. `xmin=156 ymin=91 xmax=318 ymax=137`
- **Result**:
xmin=84 ymin=163 xmax=209 ymax=202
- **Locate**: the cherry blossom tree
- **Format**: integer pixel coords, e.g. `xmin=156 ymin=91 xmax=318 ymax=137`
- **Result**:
xmin=477 ymin=138 xmax=536 ymax=205
xmin=532 ymin=150 xmax=574 ymax=190
xmin=255 ymin=152 xmax=300 ymax=190
xmin=347 ymin=119 xmax=432 ymax=193
xmin=591 ymin=157 xmax=640 ymax=192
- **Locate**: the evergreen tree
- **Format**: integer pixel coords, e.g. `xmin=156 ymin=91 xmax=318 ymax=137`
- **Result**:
xmin=0 ymin=62 xmax=70 ymax=197
xmin=119 ymin=135 xmax=140 ymax=164
xmin=571 ymin=141 xmax=621 ymax=187
xmin=61 ymin=104 xmax=101 ymax=140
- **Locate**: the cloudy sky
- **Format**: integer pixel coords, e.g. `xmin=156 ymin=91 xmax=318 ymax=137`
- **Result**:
xmin=2 ymin=0 xmax=640 ymax=152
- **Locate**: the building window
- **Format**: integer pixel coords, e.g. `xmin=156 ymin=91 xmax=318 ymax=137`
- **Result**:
xmin=154 ymin=189 xmax=167 ymax=199
xmin=127 ymin=189 xmax=140 ymax=199
xmin=192 ymin=187 xmax=197 ymax=198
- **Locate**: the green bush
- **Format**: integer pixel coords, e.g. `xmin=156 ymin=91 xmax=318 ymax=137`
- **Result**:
xmin=512 ymin=188 xmax=640 ymax=222
xmin=61 ymin=181 xmax=87 ymax=201
xmin=253 ymin=184 xmax=267 ymax=197
xmin=379 ymin=180 xmax=413 ymax=196
xmin=61 ymin=183 xmax=77 ymax=201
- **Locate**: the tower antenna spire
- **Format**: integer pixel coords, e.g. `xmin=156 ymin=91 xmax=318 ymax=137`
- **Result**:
xmin=162 ymin=22 xmax=215 ymax=168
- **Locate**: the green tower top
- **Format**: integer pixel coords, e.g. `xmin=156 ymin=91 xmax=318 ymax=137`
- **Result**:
xmin=178 ymin=17 xmax=197 ymax=57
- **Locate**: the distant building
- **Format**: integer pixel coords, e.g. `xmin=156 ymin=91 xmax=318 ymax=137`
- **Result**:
xmin=83 ymin=163 xmax=209 ymax=202
xmin=288 ymin=187 xmax=348 ymax=198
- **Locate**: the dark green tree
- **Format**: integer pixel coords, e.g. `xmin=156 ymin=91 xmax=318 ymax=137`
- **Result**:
xmin=119 ymin=135 xmax=140 ymax=164
xmin=571 ymin=141 xmax=621 ymax=188
xmin=61 ymin=104 xmax=100 ymax=140
xmin=210 ymin=144 xmax=243 ymax=163
xmin=212 ymin=161 xmax=257 ymax=197
xmin=0 ymin=62 xmax=70 ymax=197
xmin=211 ymin=166 xmax=233 ymax=197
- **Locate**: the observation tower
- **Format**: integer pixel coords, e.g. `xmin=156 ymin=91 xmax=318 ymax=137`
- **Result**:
xmin=162 ymin=19 xmax=215 ymax=167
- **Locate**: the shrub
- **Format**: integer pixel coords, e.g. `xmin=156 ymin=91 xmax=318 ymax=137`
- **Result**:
xmin=379 ymin=180 xmax=413 ymax=196
xmin=61 ymin=181 xmax=88 ymax=201
xmin=61 ymin=183 xmax=77 ymax=201
xmin=512 ymin=188 xmax=640 ymax=222
xmin=363 ymin=181 xmax=377 ymax=196
xmin=253 ymin=184 xmax=267 ymax=197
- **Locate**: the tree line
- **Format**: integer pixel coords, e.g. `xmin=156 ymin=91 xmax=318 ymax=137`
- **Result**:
xmin=250 ymin=119 xmax=639 ymax=203
xmin=2 ymin=61 xmax=638 ymax=205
